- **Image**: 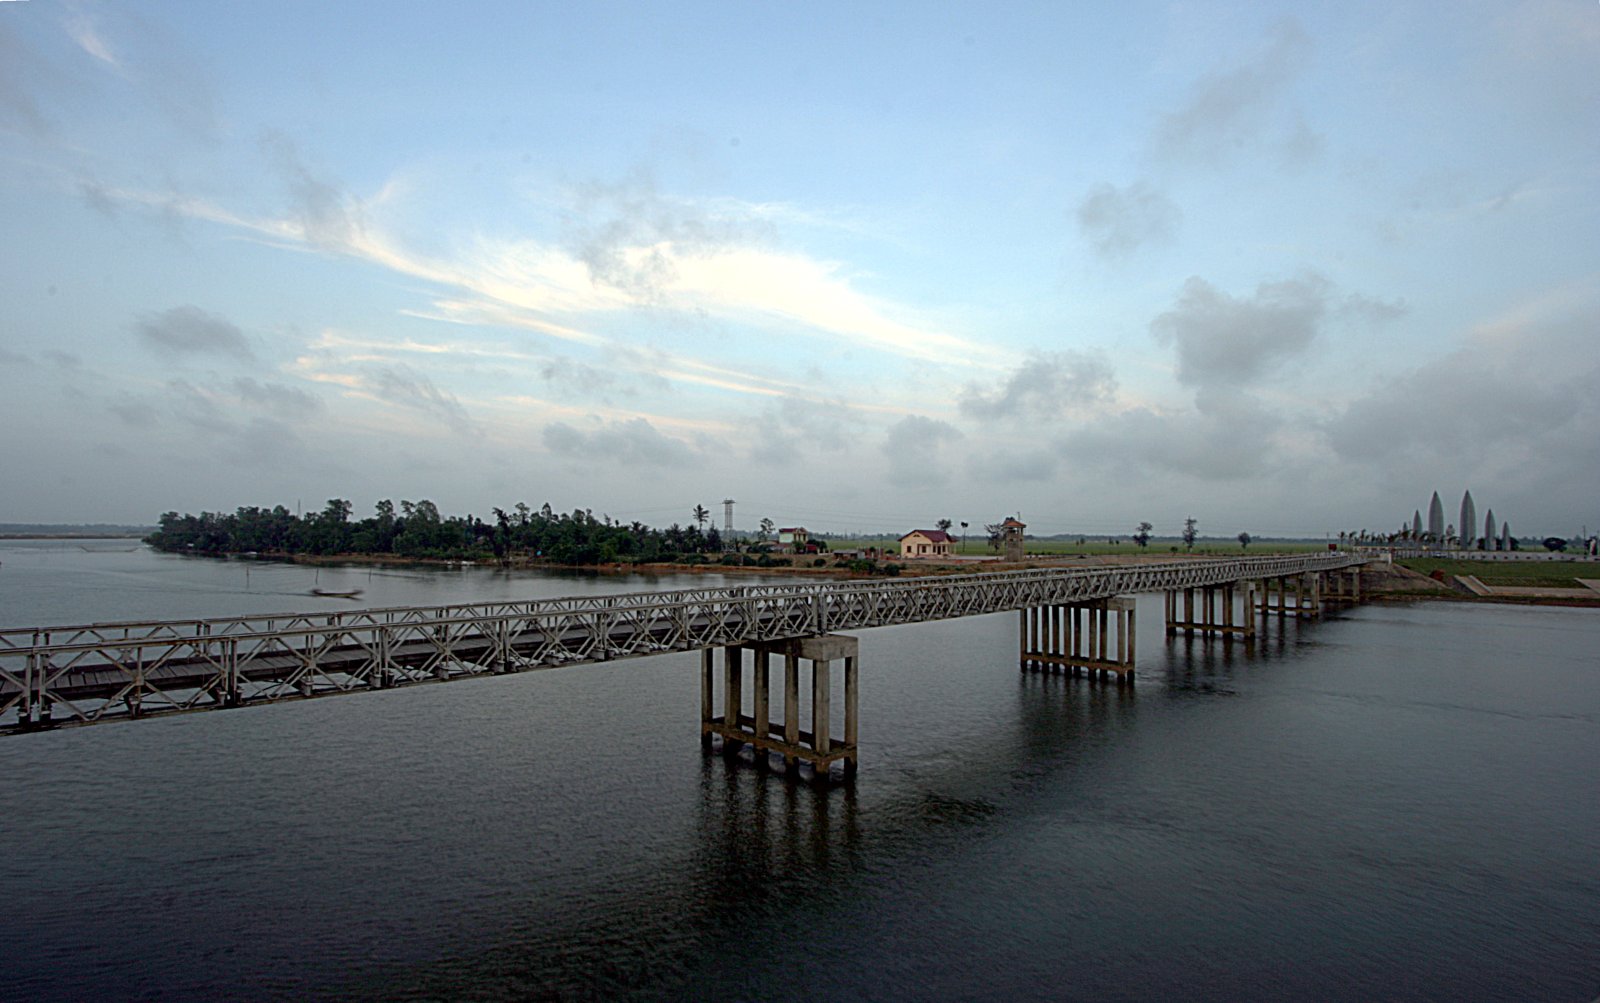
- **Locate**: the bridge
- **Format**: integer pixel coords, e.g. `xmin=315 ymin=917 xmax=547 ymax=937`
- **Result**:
xmin=0 ymin=552 xmax=1364 ymax=775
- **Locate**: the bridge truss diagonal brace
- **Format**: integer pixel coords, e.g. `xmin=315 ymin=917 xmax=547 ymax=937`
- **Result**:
xmin=701 ymin=634 xmax=859 ymax=780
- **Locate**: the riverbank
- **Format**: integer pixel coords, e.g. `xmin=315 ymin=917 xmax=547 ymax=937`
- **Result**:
xmin=151 ymin=547 xmax=1600 ymax=608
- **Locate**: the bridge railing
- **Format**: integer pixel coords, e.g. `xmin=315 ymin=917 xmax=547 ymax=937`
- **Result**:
xmin=1 ymin=554 xmax=1365 ymax=730
xmin=1 ymin=553 xmax=1362 ymax=652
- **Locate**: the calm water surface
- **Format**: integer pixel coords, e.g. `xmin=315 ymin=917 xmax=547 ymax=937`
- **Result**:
xmin=1 ymin=541 xmax=1596 ymax=1001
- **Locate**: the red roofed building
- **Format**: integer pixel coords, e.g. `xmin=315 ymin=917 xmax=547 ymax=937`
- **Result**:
xmin=899 ymin=529 xmax=954 ymax=558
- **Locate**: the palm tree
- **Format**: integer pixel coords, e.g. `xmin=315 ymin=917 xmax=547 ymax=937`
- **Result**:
xmin=692 ymin=504 xmax=709 ymax=531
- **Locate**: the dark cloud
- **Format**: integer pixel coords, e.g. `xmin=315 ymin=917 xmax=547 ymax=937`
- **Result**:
xmin=232 ymin=377 xmax=323 ymax=416
xmin=1279 ymin=113 xmax=1323 ymax=169
xmin=1152 ymin=274 xmax=1326 ymax=388
xmin=882 ymin=415 xmax=962 ymax=489
xmin=108 ymin=398 xmax=160 ymax=428
xmin=960 ymin=350 xmax=1117 ymax=422
xmin=966 ymin=446 xmax=1060 ymax=484
xmin=1061 ymin=394 xmax=1278 ymax=482
xmin=0 ymin=347 xmax=33 ymax=367
xmin=746 ymin=394 xmax=861 ymax=463
xmin=1076 ymin=181 xmax=1181 ymax=257
xmin=1152 ymin=274 xmax=1405 ymax=391
xmin=135 ymin=305 xmax=254 ymax=359
xmin=537 ymin=356 xmax=621 ymax=396
xmin=78 ymin=179 xmax=121 ymax=219
xmin=1153 ymin=20 xmax=1312 ymax=165
xmin=564 ymin=168 xmax=776 ymax=299
xmin=366 ymin=364 xmax=475 ymax=434
xmin=163 ymin=379 xmax=308 ymax=460
xmin=261 ymin=131 xmax=363 ymax=250
xmin=543 ymin=417 xmax=696 ymax=466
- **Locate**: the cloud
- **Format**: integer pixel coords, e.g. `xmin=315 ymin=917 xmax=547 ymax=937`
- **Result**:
xmin=542 ymin=416 xmax=697 ymax=467
xmin=261 ymin=131 xmax=364 ymax=250
xmin=967 ymin=445 xmax=1061 ymax=484
xmin=1061 ymin=396 xmax=1279 ymax=482
xmin=78 ymin=179 xmax=122 ymax=219
xmin=1076 ymin=181 xmax=1181 ymax=257
xmin=108 ymin=398 xmax=160 ymax=428
xmin=134 ymin=305 xmax=254 ymax=359
xmin=1151 ymin=273 xmax=1330 ymax=388
xmin=882 ymin=415 xmax=962 ymax=489
xmin=959 ymin=349 xmax=1117 ymax=422
xmin=536 ymin=356 xmax=622 ymax=397
xmin=1153 ymin=20 xmax=1312 ymax=165
xmin=232 ymin=377 xmax=323 ymax=416
xmin=745 ymin=394 xmax=864 ymax=463
xmin=564 ymin=168 xmax=778 ymax=301
xmin=364 ymin=364 xmax=476 ymax=434
xmin=0 ymin=347 xmax=32 ymax=367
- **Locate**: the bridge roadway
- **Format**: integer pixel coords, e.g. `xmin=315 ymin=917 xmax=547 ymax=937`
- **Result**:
xmin=0 ymin=553 xmax=1363 ymax=734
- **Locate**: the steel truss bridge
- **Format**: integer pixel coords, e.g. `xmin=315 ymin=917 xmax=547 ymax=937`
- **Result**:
xmin=1 ymin=553 xmax=1363 ymax=735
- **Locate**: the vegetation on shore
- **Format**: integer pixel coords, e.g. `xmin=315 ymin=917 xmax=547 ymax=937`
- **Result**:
xmin=145 ymin=499 xmax=910 ymax=576
xmin=147 ymin=499 xmax=732 ymax=565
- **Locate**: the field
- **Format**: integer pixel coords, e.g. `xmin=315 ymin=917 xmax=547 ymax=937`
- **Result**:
xmin=823 ymin=537 xmax=1333 ymax=558
xmin=1396 ymin=557 xmax=1597 ymax=589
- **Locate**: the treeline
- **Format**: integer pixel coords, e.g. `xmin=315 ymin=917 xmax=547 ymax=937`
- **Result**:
xmin=145 ymin=499 xmax=727 ymax=564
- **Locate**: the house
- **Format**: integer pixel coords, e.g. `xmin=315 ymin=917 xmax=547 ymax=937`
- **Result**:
xmin=899 ymin=529 xmax=954 ymax=558
xmin=773 ymin=527 xmax=822 ymax=554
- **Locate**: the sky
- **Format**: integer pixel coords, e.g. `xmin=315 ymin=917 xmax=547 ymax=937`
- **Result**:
xmin=2 ymin=1 xmax=1597 ymax=539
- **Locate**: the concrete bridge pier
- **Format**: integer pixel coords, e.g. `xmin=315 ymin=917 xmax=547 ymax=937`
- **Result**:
xmin=1257 ymin=574 xmax=1322 ymax=620
xmin=701 ymin=635 xmax=860 ymax=780
xmin=1164 ymin=583 xmax=1256 ymax=640
xmin=1324 ymin=567 xmax=1361 ymax=604
xmin=1019 ymin=598 xmax=1136 ymax=682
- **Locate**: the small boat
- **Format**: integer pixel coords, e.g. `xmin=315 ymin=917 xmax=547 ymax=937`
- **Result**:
xmin=310 ymin=588 xmax=364 ymax=599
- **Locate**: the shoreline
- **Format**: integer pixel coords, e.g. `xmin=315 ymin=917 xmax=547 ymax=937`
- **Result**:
xmin=134 ymin=547 xmax=1600 ymax=609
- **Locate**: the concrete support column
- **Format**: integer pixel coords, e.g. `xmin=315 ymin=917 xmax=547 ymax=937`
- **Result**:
xmin=700 ymin=648 xmax=715 ymax=749
xmin=784 ymin=652 xmax=800 ymax=770
xmin=723 ymin=645 xmax=744 ymax=753
xmin=812 ymin=657 xmax=831 ymax=757
xmin=843 ymin=654 xmax=859 ymax=776
xmin=1127 ymin=605 xmax=1137 ymax=665
xmin=754 ymin=649 xmax=771 ymax=746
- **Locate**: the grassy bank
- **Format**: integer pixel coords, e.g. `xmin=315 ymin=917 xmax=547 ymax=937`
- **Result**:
xmin=1396 ymin=558 xmax=1597 ymax=589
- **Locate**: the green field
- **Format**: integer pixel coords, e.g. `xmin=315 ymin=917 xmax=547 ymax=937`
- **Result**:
xmin=1396 ymin=558 xmax=1596 ymax=589
xmin=823 ymin=537 xmax=1331 ymax=558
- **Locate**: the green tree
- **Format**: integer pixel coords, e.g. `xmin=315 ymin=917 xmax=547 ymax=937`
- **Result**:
xmin=1238 ymin=531 xmax=1252 ymax=550
xmin=984 ymin=521 xmax=1004 ymax=552
xmin=1182 ymin=517 xmax=1197 ymax=552
xmin=759 ymin=517 xmax=775 ymax=542
xmin=693 ymin=504 xmax=709 ymax=531
xmin=1133 ymin=521 xmax=1152 ymax=549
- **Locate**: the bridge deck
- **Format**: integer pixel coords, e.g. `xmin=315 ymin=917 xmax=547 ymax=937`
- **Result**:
xmin=1 ymin=554 xmax=1362 ymax=733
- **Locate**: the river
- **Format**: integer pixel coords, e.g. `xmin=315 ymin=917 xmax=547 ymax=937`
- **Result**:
xmin=1 ymin=539 xmax=1596 ymax=1001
